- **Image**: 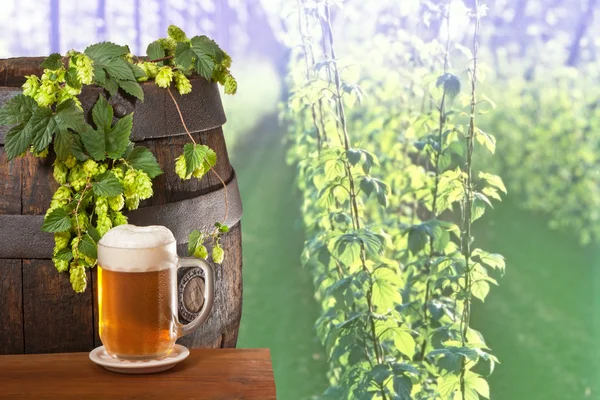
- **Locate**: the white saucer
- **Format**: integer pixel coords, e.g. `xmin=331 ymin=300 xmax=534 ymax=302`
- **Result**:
xmin=89 ymin=344 xmax=190 ymax=374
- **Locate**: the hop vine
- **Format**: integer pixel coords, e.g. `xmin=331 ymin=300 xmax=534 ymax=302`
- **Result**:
xmin=0 ymin=25 xmax=237 ymax=292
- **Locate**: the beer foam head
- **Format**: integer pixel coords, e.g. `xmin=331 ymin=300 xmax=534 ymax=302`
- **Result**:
xmin=98 ymin=225 xmax=177 ymax=272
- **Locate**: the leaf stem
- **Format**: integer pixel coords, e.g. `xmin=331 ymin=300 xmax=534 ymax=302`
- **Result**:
xmin=322 ymin=4 xmax=386 ymax=399
xmin=167 ymin=87 xmax=196 ymax=145
xmin=460 ymin=1 xmax=480 ymax=398
xmin=166 ymin=86 xmax=229 ymax=227
xmin=420 ymin=0 xmax=451 ymax=362
xmin=148 ymin=55 xmax=175 ymax=63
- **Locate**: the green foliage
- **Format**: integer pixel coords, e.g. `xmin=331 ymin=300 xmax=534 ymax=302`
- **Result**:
xmin=283 ymin=1 xmax=505 ymax=398
xmin=0 ymin=25 xmax=236 ymax=293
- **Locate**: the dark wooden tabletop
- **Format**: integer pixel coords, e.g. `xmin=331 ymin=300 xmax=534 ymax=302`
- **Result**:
xmin=0 ymin=348 xmax=277 ymax=399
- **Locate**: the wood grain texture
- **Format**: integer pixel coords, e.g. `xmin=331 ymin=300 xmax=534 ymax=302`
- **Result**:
xmin=0 ymin=348 xmax=276 ymax=400
xmin=177 ymin=222 xmax=243 ymax=349
xmin=140 ymin=127 xmax=233 ymax=207
xmin=0 ymin=146 xmax=21 ymax=213
xmin=20 ymin=153 xmax=57 ymax=215
xmin=0 ymin=259 xmax=23 ymax=354
xmin=22 ymin=260 xmax=94 ymax=354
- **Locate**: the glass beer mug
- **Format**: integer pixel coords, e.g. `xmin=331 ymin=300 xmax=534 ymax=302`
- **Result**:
xmin=97 ymin=224 xmax=214 ymax=360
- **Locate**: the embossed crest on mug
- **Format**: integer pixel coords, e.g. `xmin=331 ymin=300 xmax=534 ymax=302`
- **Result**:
xmin=97 ymin=225 xmax=214 ymax=361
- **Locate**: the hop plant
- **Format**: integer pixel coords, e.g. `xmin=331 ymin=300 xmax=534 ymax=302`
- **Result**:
xmin=108 ymin=195 xmax=125 ymax=212
xmin=71 ymin=237 xmax=80 ymax=259
xmin=53 ymin=186 xmax=72 ymax=202
xmin=54 ymin=232 xmax=71 ymax=250
xmin=157 ymin=37 xmax=177 ymax=52
xmin=34 ymin=85 xmax=56 ymax=107
xmin=111 ymin=166 xmax=125 ymax=180
xmin=57 ymin=85 xmax=82 ymax=106
xmin=155 ymin=66 xmax=174 ymax=88
xmin=168 ymin=25 xmax=188 ymax=42
xmin=71 ymin=213 xmax=90 ymax=231
xmin=222 ymin=53 xmax=232 ymax=69
xmin=174 ymin=71 xmax=192 ymax=95
xmin=112 ymin=211 xmax=128 ymax=226
xmin=125 ymin=196 xmax=140 ymax=211
xmin=194 ymin=244 xmax=209 ymax=259
xmin=68 ymin=163 xmax=87 ymax=191
xmin=175 ymin=155 xmax=189 ymax=179
xmin=53 ymin=259 xmax=69 ymax=273
xmin=97 ymin=215 xmax=113 ymax=236
xmin=224 ymin=75 xmax=237 ymax=95
xmin=22 ymin=75 xmax=40 ymax=97
xmin=137 ymin=62 xmax=159 ymax=79
xmin=123 ymin=169 xmax=153 ymax=207
xmin=69 ymin=264 xmax=87 ymax=293
xmin=212 ymin=243 xmax=224 ymax=264
xmin=33 ymin=148 xmax=49 ymax=158
xmin=95 ymin=197 xmax=109 ymax=216
xmin=135 ymin=171 xmax=153 ymax=199
xmin=83 ymin=159 xmax=100 ymax=177
xmin=73 ymin=54 xmax=94 ymax=84
xmin=64 ymin=156 xmax=77 ymax=168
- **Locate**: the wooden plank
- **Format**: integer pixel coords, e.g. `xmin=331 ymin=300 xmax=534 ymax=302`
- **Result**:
xmin=0 ymin=348 xmax=276 ymax=400
xmin=22 ymin=260 xmax=94 ymax=354
xmin=177 ymin=222 xmax=243 ymax=349
xmin=0 ymin=144 xmax=24 ymax=355
xmin=0 ymin=259 xmax=23 ymax=354
xmin=20 ymin=152 xmax=57 ymax=215
xmin=141 ymin=127 xmax=234 ymax=207
xmin=0 ymin=145 xmax=21 ymax=214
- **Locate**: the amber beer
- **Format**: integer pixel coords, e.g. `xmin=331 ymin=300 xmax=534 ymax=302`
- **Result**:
xmin=98 ymin=266 xmax=178 ymax=359
xmin=97 ymin=224 xmax=214 ymax=361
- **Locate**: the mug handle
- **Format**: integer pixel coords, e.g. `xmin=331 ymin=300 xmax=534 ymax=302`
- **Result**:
xmin=176 ymin=257 xmax=215 ymax=338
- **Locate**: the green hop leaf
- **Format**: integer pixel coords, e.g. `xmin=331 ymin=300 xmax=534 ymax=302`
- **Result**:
xmin=42 ymin=207 xmax=72 ymax=232
xmin=41 ymin=53 xmax=64 ymax=70
xmin=126 ymin=146 xmax=163 ymax=178
xmin=182 ymin=143 xmax=217 ymax=176
xmin=78 ymin=234 xmax=98 ymax=259
xmin=147 ymin=40 xmax=165 ymax=60
xmin=92 ymin=171 xmax=124 ymax=197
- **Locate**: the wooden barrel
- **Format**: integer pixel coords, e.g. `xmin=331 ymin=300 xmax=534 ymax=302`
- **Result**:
xmin=0 ymin=57 xmax=243 ymax=355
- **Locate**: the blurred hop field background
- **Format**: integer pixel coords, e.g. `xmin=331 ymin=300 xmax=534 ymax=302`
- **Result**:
xmin=1 ymin=0 xmax=599 ymax=399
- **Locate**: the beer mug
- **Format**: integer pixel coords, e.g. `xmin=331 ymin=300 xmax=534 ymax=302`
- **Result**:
xmin=97 ymin=224 xmax=214 ymax=360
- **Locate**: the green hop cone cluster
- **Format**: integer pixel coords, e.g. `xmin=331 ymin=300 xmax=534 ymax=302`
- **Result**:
xmin=155 ymin=66 xmax=174 ymax=88
xmin=123 ymin=169 xmax=153 ymax=210
xmin=187 ymin=229 xmax=227 ymax=264
xmin=5 ymin=27 xmax=235 ymax=294
xmin=69 ymin=264 xmax=87 ymax=293
xmin=194 ymin=243 xmax=209 ymax=259
xmin=53 ymin=161 xmax=68 ymax=184
xmin=174 ymin=71 xmax=192 ymax=95
xmin=47 ymin=157 xmax=159 ymax=291
xmin=108 ymin=195 xmax=125 ymax=212
xmin=21 ymin=52 xmax=93 ymax=109
xmin=212 ymin=243 xmax=224 ymax=264
xmin=72 ymin=54 xmax=94 ymax=85
xmin=168 ymin=25 xmax=188 ymax=42
xmin=136 ymin=62 xmax=159 ymax=82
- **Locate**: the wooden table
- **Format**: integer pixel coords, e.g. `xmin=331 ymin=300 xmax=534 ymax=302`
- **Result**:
xmin=0 ymin=348 xmax=277 ymax=399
